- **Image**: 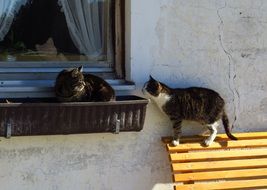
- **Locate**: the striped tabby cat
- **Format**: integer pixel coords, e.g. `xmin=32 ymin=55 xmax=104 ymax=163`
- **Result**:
xmin=143 ymin=76 xmax=237 ymax=146
xmin=55 ymin=66 xmax=115 ymax=102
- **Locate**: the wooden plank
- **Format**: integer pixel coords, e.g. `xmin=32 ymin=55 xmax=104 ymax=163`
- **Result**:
xmin=162 ymin=132 xmax=267 ymax=144
xmin=174 ymin=168 xmax=267 ymax=182
xmin=167 ymin=138 xmax=267 ymax=153
xmin=174 ymin=179 xmax=267 ymax=190
xmin=170 ymin=148 xmax=267 ymax=162
xmin=214 ymin=131 xmax=267 ymax=140
xmin=172 ymin=158 xmax=267 ymax=172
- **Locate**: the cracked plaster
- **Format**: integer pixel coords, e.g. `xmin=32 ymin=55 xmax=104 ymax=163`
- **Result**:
xmin=131 ymin=0 xmax=267 ymax=133
xmin=1 ymin=1 xmax=267 ymax=190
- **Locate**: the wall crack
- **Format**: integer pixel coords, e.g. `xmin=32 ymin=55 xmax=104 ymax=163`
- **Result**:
xmin=217 ymin=1 xmax=240 ymax=129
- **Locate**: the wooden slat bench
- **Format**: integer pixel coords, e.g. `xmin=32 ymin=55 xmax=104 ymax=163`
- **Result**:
xmin=162 ymin=132 xmax=267 ymax=190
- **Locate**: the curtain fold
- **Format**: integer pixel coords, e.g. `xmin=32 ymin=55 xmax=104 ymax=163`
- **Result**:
xmin=58 ymin=0 xmax=107 ymax=59
xmin=0 ymin=0 xmax=27 ymax=41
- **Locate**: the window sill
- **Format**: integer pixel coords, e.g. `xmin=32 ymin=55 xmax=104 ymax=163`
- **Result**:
xmin=0 ymin=64 xmax=135 ymax=98
xmin=0 ymin=79 xmax=135 ymax=98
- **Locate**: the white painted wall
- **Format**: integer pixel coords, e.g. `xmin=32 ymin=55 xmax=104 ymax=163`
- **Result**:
xmin=130 ymin=0 xmax=267 ymax=133
xmin=1 ymin=1 xmax=267 ymax=190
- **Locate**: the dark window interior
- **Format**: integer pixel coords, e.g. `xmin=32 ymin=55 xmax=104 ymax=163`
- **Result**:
xmin=0 ymin=0 xmax=112 ymax=62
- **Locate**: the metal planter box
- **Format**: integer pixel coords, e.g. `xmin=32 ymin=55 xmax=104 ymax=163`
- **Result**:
xmin=0 ymin=96 xmax=148 ymax=137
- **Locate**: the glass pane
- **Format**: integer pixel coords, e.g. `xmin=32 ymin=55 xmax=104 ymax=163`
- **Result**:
xmin=0 ymin=0 xmax=112 ymax=63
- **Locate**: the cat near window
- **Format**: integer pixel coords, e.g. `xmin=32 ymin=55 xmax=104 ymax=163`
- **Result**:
xmin=55 ymin=66 xmax=115 ymax=102
xmin=143 ymin=76 xmax=237 ymax=147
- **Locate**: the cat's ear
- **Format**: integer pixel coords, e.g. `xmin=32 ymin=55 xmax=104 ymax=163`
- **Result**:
xmin=150 ymin=75 xmax=162 ymax=88
xmin=149 ymin=75 xmax=156 ymax=81
xmin=78 ymin=66 xmax=83 ymax=72
xmin=71 ymin=68 xmax=79 ymax=77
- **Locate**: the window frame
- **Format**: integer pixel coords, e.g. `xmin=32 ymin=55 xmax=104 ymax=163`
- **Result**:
xmin=0 ymin=0 xmax=131 ymax=99
xmin=114 ymin=0 xmax=125 ymax=78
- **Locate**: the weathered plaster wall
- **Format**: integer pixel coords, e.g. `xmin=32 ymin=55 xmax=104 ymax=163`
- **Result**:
xmin=130 ymin=0 xmax=267 ymax=133
xmin=1 ymin=1 xmax=267 ymax=190
xmin=0 ymin=1 xmax=174 ymax=189
xmin=0 ymin=111 xmax=172 ymax=190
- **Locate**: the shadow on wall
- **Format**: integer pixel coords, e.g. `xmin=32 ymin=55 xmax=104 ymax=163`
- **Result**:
xmin=0 ymin=102 xmax=174 ymax=190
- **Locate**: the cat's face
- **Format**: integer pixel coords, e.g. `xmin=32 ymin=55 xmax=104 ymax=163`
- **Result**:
xmin=143 ymin=76 xmax=162 ymax=97
xmin=58 ymin=66 xmax=86 ymax=93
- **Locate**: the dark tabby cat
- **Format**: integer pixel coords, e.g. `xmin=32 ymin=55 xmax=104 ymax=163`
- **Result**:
xmin=143 ymin=76 xmax=237 ymax=146
xmin=55 ymin=66 xmax=115 ymax=102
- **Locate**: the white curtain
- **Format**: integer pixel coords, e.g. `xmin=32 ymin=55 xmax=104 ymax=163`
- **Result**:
xmin=0 ymin=0 xmax=27 ymax=41
xmin=58 ymin=0 xmax=107 ymax=59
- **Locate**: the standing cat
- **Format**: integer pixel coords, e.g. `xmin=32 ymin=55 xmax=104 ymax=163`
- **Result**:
xmin=55 ymin=66 xmax=115 ymax=102
xmin=143 ymin=76 xmax=237 ymax=146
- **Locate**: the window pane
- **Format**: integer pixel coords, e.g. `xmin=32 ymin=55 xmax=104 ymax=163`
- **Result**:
xmin=0 ymin=0 xmax=113 ymax=63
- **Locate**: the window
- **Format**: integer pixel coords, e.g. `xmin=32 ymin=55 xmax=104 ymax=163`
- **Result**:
xmin=0 ymin=0 xmax=115 ymax=63
xmin=0 ymin=0 xmax=130 ymax=98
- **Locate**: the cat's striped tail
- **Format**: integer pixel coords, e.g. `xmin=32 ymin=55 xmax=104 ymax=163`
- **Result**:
xmin=222 ymin=110 xmax=238 ymax=140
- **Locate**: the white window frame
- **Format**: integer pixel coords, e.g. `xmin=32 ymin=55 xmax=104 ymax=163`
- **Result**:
xmin=0 ymin=0 xmax=134 ymax=99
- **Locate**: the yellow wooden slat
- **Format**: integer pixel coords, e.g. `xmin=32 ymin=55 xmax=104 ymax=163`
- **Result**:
xmin=174 ymin=168 xmax=267 ymax=182
xmin=170 ymin=148 xmax=267 ymax=162
xmin=163 ymin=132 xmax=267 ymax=189
xmin=213 ymin=131 xmax=267 ymax=140
xmin=172 ymin=158 xmax=267 ymax=172
xmin=162 ymin=132 xmax=267 ymax=144
xmin=167 ymin=138 xmax=267 ymax=152
xmin=174 ymin=179 xmax=267 ymax=190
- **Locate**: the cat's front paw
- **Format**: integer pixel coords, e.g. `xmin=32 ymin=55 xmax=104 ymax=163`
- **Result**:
xmin=172 ymin=140 xmax=179 ymax=146
xmin=203 ymin=138 xmax=213 ymax=147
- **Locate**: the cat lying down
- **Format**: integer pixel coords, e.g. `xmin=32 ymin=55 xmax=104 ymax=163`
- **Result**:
xmin=55 ymin=66 xmax=115 ymax=102
xmin=143 ymin=76 xmax=237 ymax=147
